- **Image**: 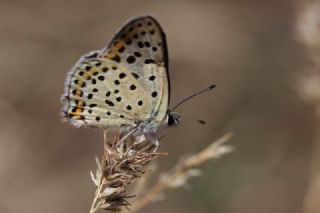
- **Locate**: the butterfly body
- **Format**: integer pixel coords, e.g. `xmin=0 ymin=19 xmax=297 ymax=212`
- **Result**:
xmin=61 ymin=16 xmax=178 ymax=134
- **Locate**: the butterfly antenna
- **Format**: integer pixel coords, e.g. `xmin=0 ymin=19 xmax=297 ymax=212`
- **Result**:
xmin=172 ymin=84 xmax=216 ymax=111
xmin=185 ymin=115 xmax=207 ymax=125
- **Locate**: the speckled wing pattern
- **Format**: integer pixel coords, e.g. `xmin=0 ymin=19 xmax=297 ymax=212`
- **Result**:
xmin=61 ymin=16 xmax=170 ymax=130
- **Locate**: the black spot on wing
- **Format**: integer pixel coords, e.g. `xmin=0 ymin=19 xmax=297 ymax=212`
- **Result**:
xmin=119 ymin=73 xmax=126 ymax=79
xmin=131 ymin=73 xmax=139 ymax=79
xmin=126 ymin=56 xmax=136 ymax=64
xmin=105 ymin=100 xmax=115 ymax=106
xmin=152 ymin=91 xmax=158 ymax=98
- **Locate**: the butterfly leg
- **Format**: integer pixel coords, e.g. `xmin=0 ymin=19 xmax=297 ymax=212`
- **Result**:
xmin=150 ymin=132 xmax=159 ymax=151
xmin=119 ymin=125 xmax=139 ymax=144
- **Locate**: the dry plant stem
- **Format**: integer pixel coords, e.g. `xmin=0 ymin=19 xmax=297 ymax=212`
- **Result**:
xmin=90 ymin=179 xmax=106 ymax=213
xmin=127 ymin=133 xmax=234 ymax=213
xmin=89 ymin=131 xmax=165 ymax=213
xmin=89 ymin=131 xmax=108 ymax=213
xmin=297 ymin=1 xmax=320 ymax=213
xmin=103 ymin=130 xmax=107 ymax=150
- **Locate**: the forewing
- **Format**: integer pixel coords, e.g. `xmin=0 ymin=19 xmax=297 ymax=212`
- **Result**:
xmin=99 ymin=16 xmax=170 ymax=119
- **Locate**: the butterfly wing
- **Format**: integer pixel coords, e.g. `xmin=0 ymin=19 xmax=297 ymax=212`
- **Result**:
xmin=100 ymin=16 xmax=170 ymax=124
xmin=61 ymin=16 xmax=170 ymax=129
xmin=101 ymin=15 xmax=169 ymax=98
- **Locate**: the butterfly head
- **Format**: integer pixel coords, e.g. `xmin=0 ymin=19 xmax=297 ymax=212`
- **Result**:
xmin=166 ymin=111 xmax=181 ymax=127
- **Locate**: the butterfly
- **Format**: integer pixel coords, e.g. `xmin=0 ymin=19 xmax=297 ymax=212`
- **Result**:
xmin=61 ymin=16 xmax=181 ymax=138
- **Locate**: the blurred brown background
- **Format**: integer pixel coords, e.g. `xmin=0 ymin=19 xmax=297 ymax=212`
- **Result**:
xmin=0 ymin=0 xmax=318 ymax=213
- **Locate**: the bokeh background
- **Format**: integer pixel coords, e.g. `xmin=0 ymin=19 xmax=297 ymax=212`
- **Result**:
xmin=1 ymin=0 xmax=320 ymax=213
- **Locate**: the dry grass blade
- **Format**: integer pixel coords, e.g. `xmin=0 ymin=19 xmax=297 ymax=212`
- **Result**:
xmin=297 ymin=1 xmax=320 ymax=212
xmin=125 ymin=132 xmax=234 ymax=213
